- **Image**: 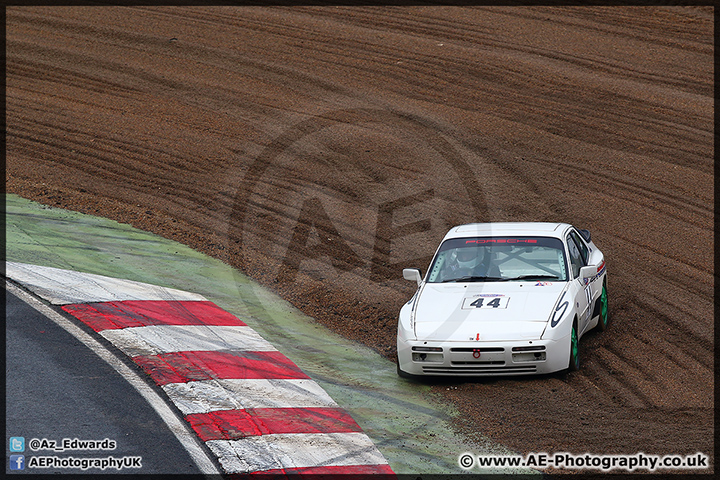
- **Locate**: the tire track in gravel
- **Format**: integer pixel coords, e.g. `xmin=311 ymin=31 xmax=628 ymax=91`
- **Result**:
xmin=9 ymin=113 xmax=235 ymax=232
xmin=514 ymin=155 xmax=711 ymax=226
xmin=6 ymin=5 xmax=713 ymax=471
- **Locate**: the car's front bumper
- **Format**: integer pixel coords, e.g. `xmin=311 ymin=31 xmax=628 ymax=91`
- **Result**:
xmin=397 ymin=334 xmax=570 ymax=376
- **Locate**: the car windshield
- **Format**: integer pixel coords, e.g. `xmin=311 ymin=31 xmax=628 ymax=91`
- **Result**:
xmin=426 ymin=236 xmax=568 ymax=283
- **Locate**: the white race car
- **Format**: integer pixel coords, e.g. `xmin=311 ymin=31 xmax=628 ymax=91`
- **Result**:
xmin=397 ymin=222 xmax=608 ymax=377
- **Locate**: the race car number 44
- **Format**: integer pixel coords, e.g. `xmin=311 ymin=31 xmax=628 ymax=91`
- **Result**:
xmin=462 ymin=296 xmax=509 ymax=309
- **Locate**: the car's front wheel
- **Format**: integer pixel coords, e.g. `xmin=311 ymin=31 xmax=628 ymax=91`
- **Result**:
xmin=568 ymin=319 xmax=580 ymax=371
xmin=396 ymin=357 xmax=421 ymax=380
xmin=397 ymin=364 xmax=410 ymax=378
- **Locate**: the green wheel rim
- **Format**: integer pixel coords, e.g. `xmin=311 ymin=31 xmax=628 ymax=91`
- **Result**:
xmin=600 ymin=280 xmax=608 ymax=326
xmin=571 ymin=325 xmax=579 ymax=369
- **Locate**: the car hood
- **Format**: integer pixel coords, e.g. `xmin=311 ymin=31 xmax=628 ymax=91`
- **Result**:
xmin=413 ymin=281 xmax=567 ymax=342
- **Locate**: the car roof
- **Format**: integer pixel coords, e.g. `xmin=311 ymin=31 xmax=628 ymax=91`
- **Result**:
xmin=443 ymin=222 xmax=571 ymax=240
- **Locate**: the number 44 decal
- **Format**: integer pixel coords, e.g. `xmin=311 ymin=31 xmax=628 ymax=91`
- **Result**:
xmin=461 ymin=296 xmax=509 ymax=309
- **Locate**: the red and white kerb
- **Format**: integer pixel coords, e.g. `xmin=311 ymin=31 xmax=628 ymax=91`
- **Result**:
xmin=7 ymin=262 xmax=393 ymax=475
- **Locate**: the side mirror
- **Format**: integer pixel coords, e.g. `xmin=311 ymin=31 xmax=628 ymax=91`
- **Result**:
xmin=579 ymin=265 xmax=596 ymax=283
xmin=579 ymin=229 xmax=591 ymax=242
xmin=403 ymin=268 xmax=423 ymax=286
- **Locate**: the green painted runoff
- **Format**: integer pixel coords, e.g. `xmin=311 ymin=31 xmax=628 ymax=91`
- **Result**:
xmin=5 ymin=193 xmax=534 ymax=475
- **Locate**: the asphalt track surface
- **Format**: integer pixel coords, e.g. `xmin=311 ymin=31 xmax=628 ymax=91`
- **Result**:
xmin=5 ymin=287 xmax=210 ymax=475
xmin=5 ymin=5 xmax=714 ymax=473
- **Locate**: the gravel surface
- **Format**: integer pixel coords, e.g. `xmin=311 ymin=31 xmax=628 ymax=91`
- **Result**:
xmin=6 ymin=5 xmax=713 ymax=473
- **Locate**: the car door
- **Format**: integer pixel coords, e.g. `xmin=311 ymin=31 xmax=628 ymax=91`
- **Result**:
xmin=566 ymin=232 xmax=592 ymax=335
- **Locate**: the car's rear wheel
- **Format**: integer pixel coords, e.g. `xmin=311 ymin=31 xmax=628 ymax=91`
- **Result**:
xmin=568 ymin=320 xmax=580 ymax=371
xmin=595 ymin=277 xmax=609 ymax=332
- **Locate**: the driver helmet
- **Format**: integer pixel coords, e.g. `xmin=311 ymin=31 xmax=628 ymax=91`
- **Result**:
xmin=455 ymin=247 xmax=482 ymax=269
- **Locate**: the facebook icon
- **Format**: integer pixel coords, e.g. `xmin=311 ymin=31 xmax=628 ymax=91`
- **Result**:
xmin=10 ymin=454 xmax=25 ymax=470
